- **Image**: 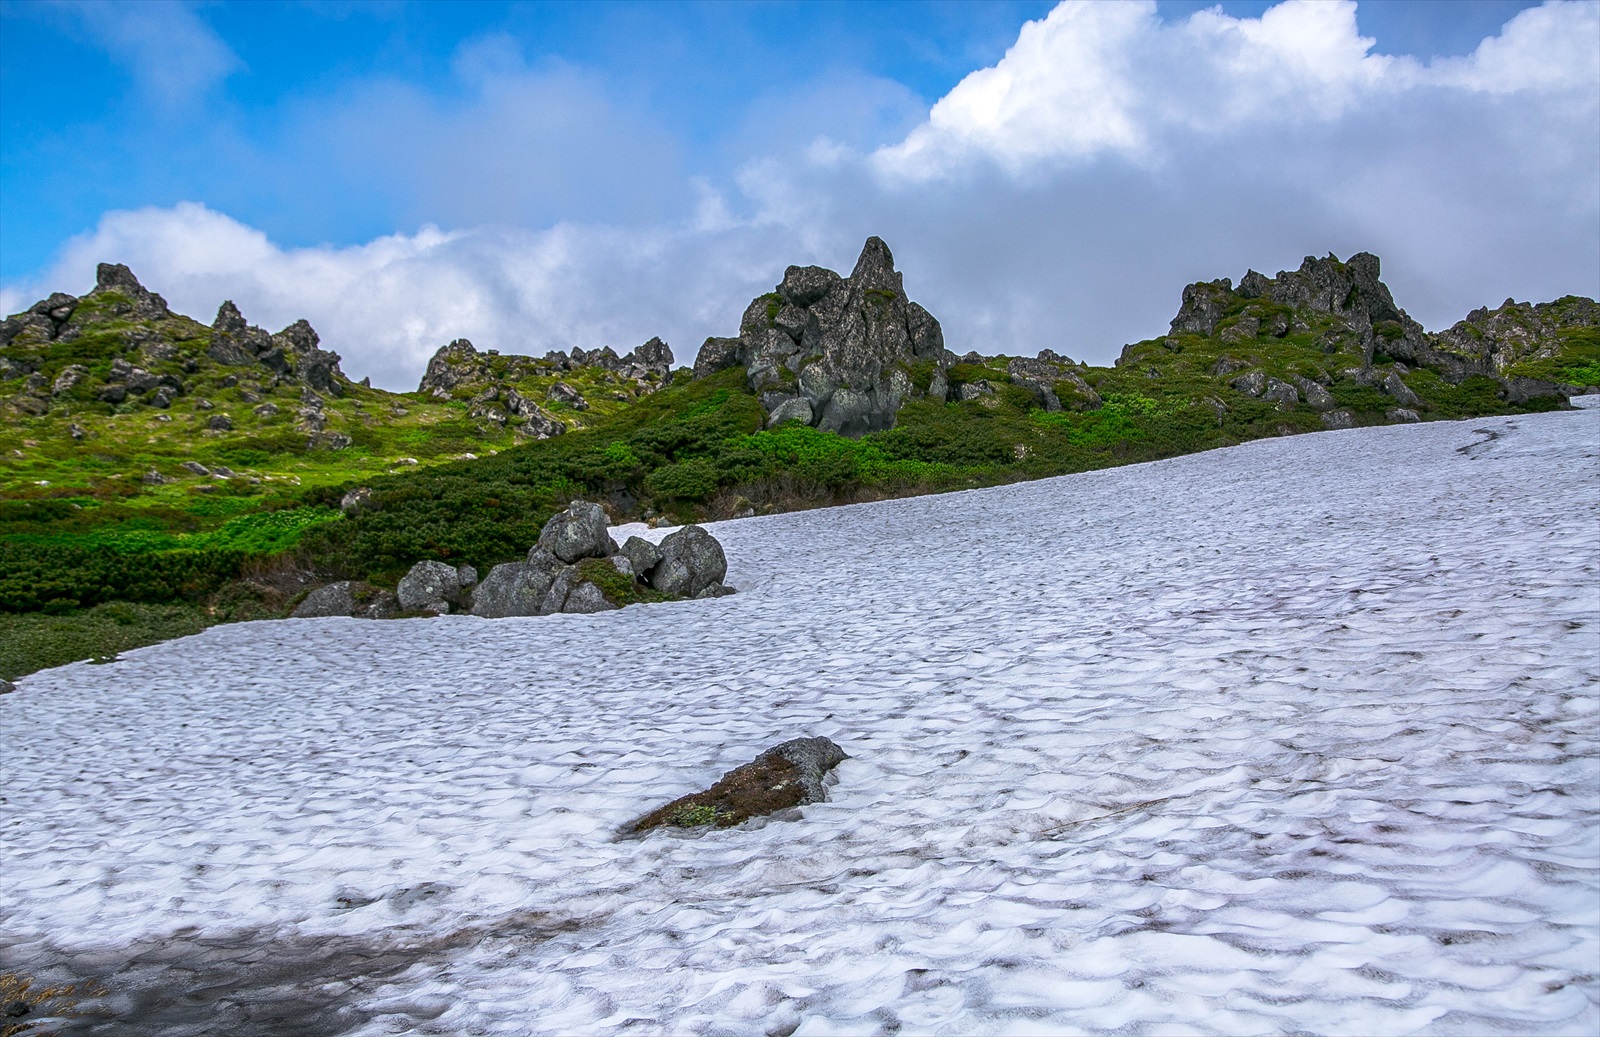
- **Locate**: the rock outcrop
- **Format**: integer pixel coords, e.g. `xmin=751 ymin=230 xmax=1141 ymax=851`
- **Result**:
xmin=416 ymin=336 xmax=676 ymax=440
xmin=1153 ymin=252 xmax=1581 ymax=404
xmin=626 ymin=736 xmax=849 ymax=832
xmin=470 ymin=503 xmax=732 ymax=619
xmin=694 ymin=237 xmax=950 ymax=436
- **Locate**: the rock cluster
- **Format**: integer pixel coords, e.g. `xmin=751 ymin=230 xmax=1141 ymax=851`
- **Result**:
xmin=626 ymin=736 xmax=849 ymax=833
xmin=472 ymin=501 xmax=731 ymax=618
xmin=694 ymin=237 xmax=952 ymax=436
xmin=416 ymin=336 xmax=676 ymax=439
xmin=1 ymin=265 xmax=350 ymax=422
xmin=292 ymin=501 xmax=732 ymax=622
xmin=1158 ymin=252 xmax=1579 ymax=405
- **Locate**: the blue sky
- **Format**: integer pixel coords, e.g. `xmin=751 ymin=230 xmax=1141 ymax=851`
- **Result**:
xmin=2 ymin=1 xmax=1595 ymax=389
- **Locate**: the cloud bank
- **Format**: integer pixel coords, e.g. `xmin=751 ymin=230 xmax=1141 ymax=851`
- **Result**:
xmin=5 ymin=0 xmax=1595 ymax=391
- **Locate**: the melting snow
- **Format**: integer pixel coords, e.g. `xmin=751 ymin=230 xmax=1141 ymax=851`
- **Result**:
xmin=3 ymin=405 xmax=1598 ymax=1035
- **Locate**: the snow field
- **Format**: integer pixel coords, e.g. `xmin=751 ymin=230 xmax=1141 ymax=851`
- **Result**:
xmin=2 ymin=405 xmax=1597 ymax=1035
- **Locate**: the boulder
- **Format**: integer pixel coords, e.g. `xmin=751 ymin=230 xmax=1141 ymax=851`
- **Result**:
xmin=469 ymin=548 xmax=570 ymax=618
xmin=1387 ymin=407 xmax=1421 ymax=423
xmin=547 ymin=382 xmax=589 ymax=410
xmin=1262 ymin=378 xmax=1300 ymax=410
xmin=650 ymin=524 xmax=727 ymax=597
xmin=538 ymin=500 xmax=613 ymax=563
xmin=1382 ymin=370 xmax=1422 ymax=408
xmin=0 ymin=678 xmax=13 ymax=694
xmin=456 ymin=564 xmax=478 ymax=588
xmin=397 ymin=560 xmax=463 ymax=612
xmin=339 ymin=487 xmax=373 ymax=514
xmin=1321 ymin=409 xmax=1357 ymax=430
xmin=293 ymin=581 xmax=399 ymax=619
xmin=621 ymin=536 xmax=662 ymax=580
xmin=626 ymin=736 xmax=849 ymax=832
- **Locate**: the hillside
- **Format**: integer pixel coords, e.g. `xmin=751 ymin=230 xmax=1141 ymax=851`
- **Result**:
xmin=2 ymin=245 xmax=1596 ymax=679
xmin=3 ymin=401 xmax=1595 ymax=1034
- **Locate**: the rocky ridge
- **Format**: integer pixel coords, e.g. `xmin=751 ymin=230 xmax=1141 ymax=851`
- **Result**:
xmin=1141 ymin=252 xmax=1590 ymax=420
xmin=416 ymin=337 xmax=676 ymax=440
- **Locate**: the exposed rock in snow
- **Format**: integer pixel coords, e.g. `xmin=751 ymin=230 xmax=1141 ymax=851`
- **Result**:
xmin=628 ymin=736 xmax=849 ymax=832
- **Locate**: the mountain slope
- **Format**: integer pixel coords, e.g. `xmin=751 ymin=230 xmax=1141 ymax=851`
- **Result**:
xmin=3 ymin=402 xmax=1596 ymax=1034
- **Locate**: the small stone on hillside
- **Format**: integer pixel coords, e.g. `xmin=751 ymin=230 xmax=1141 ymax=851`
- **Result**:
xmin=208 ymin=415 xmax=232 ymax=431
xmin=180 ymin=461 xmax=209 ymax=476
xmin=293 ymin=581 xmax=399 ymax=619
xmin=142 ymin=468 xmax=165 ymax=485
xmin=0 ymin=679 xmax=14 ymax=695
xmin=627 ymin=736 xmax=849 ymax=833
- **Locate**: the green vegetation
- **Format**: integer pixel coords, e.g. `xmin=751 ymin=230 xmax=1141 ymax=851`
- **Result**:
xmin=667 ymin=803 xmax=723 ymax=827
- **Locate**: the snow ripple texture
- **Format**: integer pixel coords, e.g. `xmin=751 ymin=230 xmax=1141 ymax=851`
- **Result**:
xmin=3 ymin=407 xmax=1598 ymax=1036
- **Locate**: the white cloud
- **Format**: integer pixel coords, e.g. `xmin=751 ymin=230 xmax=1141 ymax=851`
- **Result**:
xmin=9 ymin=203 xmax=808 ymax=392
xmin=6 ymin=1 xmax=1596 ymax=387
xmin=59 ymin=0 xmax=241 ymax=107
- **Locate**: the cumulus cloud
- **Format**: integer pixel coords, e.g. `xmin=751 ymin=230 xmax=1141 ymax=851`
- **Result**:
xmin=7 ymin=202 xmax=807 ymax=391
xmin=56 ymin=0 xmax=240 ymax=107
xmin=6 ymin=1 xmax=1596 ymax=385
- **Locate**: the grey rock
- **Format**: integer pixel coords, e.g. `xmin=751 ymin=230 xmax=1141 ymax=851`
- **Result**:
xmin=1263 ymin=377 xmax=1300 ymax=410
xmin=0 ymin=678 xmax=12 ymax=694
xmin=142 ymin=468 xmax=166 ymax=485
xmin=547 ymin=381 xmax=589 ymax=410
xmin=538 ymin=500 xmax=613 ymax=563
xmin=1230 ymin=370 xmax=1266 ymax=396
xmin=1292 ymin=376 xmax=1337 ymax=411
xmin=1218 ymin=316 xmax=1260 ymax=344
xmin=253 ymin=403 xmax=279 ymax=417
xmin=765 ymin=396 xmax=814 ymax=428
xmin=211 ymin=466 xmax=238 ymax=479
xmin=293 ymin=581 xmax=398 ymax=619
xmin=397 ymin=560 xmax=463 ymax=612
xmin=699 ymin=237 xmax=947 ymax=436
xmin=417 ymin=338 xmax=479 ymax=395
xmin=621 ymin=536 xmax=662 ymax=579
xmin=339 ymin=487 xmax=372 ymax=514
xmin=1382 ymin=370 xmax=1422 ymax=408
xmin=456 ymin=564 xmax=478 ymax=588
xmin=83 ymin=263 xmax=170 ymax=323
xmin=51 ymin=364 xmax=88 ymax=396
xmin=470 ymin=548 xmax=571 ymax=618
xmin=1169 ymin=279 xmax=1233 ymax=336
xmin=562 ymin=580 xmax=619 ymax=614
xmin=68 ymin=423 xmax=86 ymax=441
xmin=193 ymin=398 xmax=214 ymax=410
xmin=208 ymin=415 xmax=232 ymax=431
xmin=608 ymin=555 xmax=635 ymax=578
xmin=96 ymin=383 xmax=126 ymax=404
xmin=149 ymin=386 xmax=175 ymax=409
xmin=1321 ymin=409 xmax=1357 ymax=429
xmin=693 ymin=336 xmax=744 ymax=379
xmin=1387 ymin=407 xmax=1421 ymax=423
xmin=180 ymin=461 xmax=210 ymax=476
xmin=650 ymin=524 xmax=727 ymax=597
xmin=958 ymin=381 xmax=996 ymax=402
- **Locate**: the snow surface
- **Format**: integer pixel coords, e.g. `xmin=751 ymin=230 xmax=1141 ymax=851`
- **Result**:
xmin=3 ymin=407 xmax=1598 ymax=1036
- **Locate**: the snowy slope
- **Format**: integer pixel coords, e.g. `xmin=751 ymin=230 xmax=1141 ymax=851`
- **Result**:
xmin=3 ymin=406 xmax=1597 ymax=1036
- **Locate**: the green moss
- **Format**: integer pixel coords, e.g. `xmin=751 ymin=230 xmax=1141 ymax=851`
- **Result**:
xmin=762 ymin=292 xmax=784 ymax=326
xmin=668 ymin=803 xmax=722 ymax=827
xmin=574 ymin=556 xmax=670 ymax=607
